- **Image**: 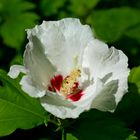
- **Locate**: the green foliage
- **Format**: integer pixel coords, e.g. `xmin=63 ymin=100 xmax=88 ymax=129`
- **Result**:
xmin=87 ymin=7 xmax=140 ymax=43
xmin=40 ymin=0 xmax=66 ymax=16
xmin=0 ymin=0 xmax=39 ymax=49
xmin=66 ymin=133 xmax=78 ymax=140
xmin=0 ymin=0 xmax=140 ymax=139
xmin=10 ymin=54 xmax=23 ymax=66
xmin=67 ymin=110 xmax=133 ymax=140
xmin=125 ymin=132 xmax=138 ymax=140
xmin=125 ymin=25 xmax=140 ymax=44
xmin=68 ymin=0 xmax=100 ymax=17
xmin=0 ymin=69 xmax=47 ymax=136
xmin=115 ymin=84 xmax=140 ymax=125
xmin=129 ymin=66 xmax=140 ymax=93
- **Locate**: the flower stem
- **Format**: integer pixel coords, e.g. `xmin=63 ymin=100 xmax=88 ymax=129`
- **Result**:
xmin=62 ymin=128 xmax=66 ymax=140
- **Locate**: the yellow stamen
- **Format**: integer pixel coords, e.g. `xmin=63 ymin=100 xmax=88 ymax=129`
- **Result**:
xmin=61 ymin=69 xmax=81 ymax=95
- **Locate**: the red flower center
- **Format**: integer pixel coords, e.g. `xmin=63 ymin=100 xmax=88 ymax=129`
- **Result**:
xmin=48 ymin=70 xmax=83 ymax=102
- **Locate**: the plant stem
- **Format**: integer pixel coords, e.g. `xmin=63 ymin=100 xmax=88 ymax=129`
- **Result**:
xmin=62 ymin=128 xmax=66 ymax=140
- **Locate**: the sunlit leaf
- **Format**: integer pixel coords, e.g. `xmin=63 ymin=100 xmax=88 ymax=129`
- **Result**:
xmin=66 ymin=133 xmax=78 ymax=140
xmin=87 ymin=7 xmax=140 ymax=42
xmin=125 ymin=132 xmax=138 ymax=140
xmin=129 ymin=66 xmax=140 ymax=93
xmin=0 ymin=69 xmax=47 ymax=136
xmin=0 ymin=0 xmax=39 ymax=49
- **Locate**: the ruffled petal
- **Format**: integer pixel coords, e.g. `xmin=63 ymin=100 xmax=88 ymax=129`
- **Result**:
xmin=24 ymin=34 xmax=56 ymax=89
xmin=71 ymin=78 xmax=118 ymax=112
xmin=82 ymin=39 xmax=129 ymax=105
xmin=40 ymin=91 xmax=86 ymax=119
xmin=20 ymin=75 xmax=46 ymax=97
xmin=8 ymin=18 xmax=129 ymax=119
xmin=91 ymin=80 xmax=118 ymax=111
xmin=8 ymin=65 xmax=26 ymax=79
xmin=27 ymin=18 xmax=94 ymax=75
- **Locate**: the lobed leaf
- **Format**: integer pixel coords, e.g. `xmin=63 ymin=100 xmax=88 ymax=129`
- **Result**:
xmin=125 ymin=24 xmax=140 ymax=44
xmin=0 ymin=69 xmax=47 ymax=136
xmin=67 ymin=110 xmax=133 ymax=140
xmin=69 ymin=0 xmax=100 ymax=17
xmin=40 ymin=0 xmax=66 ymax=16
xmin=0 ymin=0 xmax=39 ymax=49
xmin=87 ymin=7 xmax=140 ymax=43
xmin=129 ymin=66 xmax=140 ymax=93
xmin=66 ymin=133 xmax=78 ymax=140
xmin=125 ymin=132 xmax=138 ymax=140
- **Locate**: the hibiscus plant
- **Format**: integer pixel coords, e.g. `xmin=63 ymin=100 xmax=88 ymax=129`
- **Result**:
xmin=0 ymin=18 xmax=133 ymax=140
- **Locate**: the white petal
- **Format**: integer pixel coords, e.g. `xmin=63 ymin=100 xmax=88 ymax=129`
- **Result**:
xmin=27 ymin=18 xmax=94 ymax=75
xmin=40 ymin=91 xmax=87 ymax=119
xmin=20 ymin=75 xmax=46 ymax=97
xmin=8 ymin=65 xmax=26 ymax=79
xmin=72 ymin=78 xmax=118 ymax=112
xmin=91 ymin=80 xmax=118 ymax=111
xmin=24 ymin=34 xmax=56 ymax=89
xmin=11 ymin=18 xmax=129 ymax=119
xmin=83 ymin=40 xmax=129 ymax=105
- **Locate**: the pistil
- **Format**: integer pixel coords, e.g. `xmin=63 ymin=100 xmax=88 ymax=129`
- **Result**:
xmin=48 ymin=69 xmax=83 ymax=101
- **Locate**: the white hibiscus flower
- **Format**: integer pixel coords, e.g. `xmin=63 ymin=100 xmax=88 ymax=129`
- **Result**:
xmin=8 ymin=18 xmax=129 ymax=119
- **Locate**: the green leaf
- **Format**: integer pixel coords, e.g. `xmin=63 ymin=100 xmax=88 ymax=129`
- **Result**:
xmin=66 ymin=133 xmax=78 ymax=140
xmin=40 ymin=0 xmax=66 ymax=16
xmin=10 ymin=54 xmax=23 ymax=66
xmin=0 ymin=69 xmax=47 ymax=136
xmin=0 ymin=0 xmax=39 ymax=49
xmin=87 ymin=7 xmax=140 ymax=43
xmin=68 ymin=110 xmax=132 ymax=140
xmin=129 ymin=66 xmax=140 ymax=93
xmin=125 ymin=132 xmax=138 ymax=140
xmin=69 ymin=0 xmax=100 ymax=17
xmin=115 ymin=84 xmax=140 ymax=125
xmin=125 ymin=24 xmax=140 ymax=44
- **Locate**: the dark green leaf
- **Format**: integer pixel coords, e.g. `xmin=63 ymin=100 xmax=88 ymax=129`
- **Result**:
xmin=0 ymin=69 xmax=47 ymax=136
xmin=125 ymin=25 xmax=140 ymax=44
xmin=115 ymin=84 xmax=140 ymax=125
xmin=10 ymin=54 xmax=23 ymax=66
xmin=68 ymin=110 xmax=132 ymax=140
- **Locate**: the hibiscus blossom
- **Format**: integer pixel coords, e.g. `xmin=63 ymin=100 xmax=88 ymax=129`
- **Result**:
xmin=8 ymin=18 xmax=129 ymax=119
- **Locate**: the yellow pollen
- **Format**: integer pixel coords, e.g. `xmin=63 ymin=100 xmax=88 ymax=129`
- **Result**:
xmin=60 ymin=69 xmax=81 ymax=95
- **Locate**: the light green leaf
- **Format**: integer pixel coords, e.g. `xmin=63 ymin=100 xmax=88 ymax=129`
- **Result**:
xmin=40 ymin=0 xmax=66 ymax=16
xmin=0 ymin=0 xmax=39 ymax=49
xmin=129 ymin=66 xmax=140 ymax=93
xmin=69 ymin=0 xmax=100 ymax=17
xmin=88 ymin=7 xmax=140 ymax=42
xmin=66 ymin=133 xmax=78 ymax=140
xmin=125 ymin=132 xmax=138 ymax=140
xmin=0 ymin=69 xmax=47 ymax=136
